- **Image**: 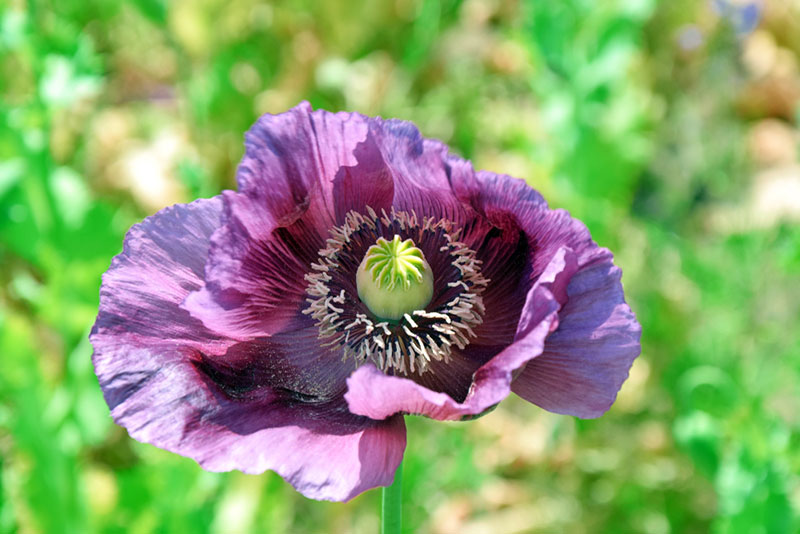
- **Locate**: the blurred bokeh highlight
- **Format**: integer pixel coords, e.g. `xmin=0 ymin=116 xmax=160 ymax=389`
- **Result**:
xmin=1 ymin=0 xmax=799 ymax=533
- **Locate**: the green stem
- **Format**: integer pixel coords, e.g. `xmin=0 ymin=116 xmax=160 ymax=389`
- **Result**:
xmin=381 ymin=461 xmax=402 ymax=534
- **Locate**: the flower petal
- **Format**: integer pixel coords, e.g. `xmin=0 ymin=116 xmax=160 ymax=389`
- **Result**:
xmin=365 ymin=120 xmax=468 ymax=221
xmin=184 ymin=104 xmax=398 ymax=340
xmin=511 ymin=256 xmax=641 ymax=418
xmin=454 ymin=168 xmax=605 ymax=288
xmin=196 ymin=321 xmax=357 ymax=403
xmin=345 ymin=289 xmax=558 ymax=421
xmin=91 ymin=198 xmax=405 ymax=501
xmin=446 ymin=166 xmax=592 ymax=346
xmin=454 ymin=168 xmax=640 ymax=418
xmin=91 ymin=197 xmax=231 ymax=357
xmin=331 ymin=131 xmax=395 ymax=223
xmin=450 ymin=164 xmax=548 ymax=221
xmin=411 ymin=246 xmax=578 ymax=404
xmin=408 ymin=344 xmax=503 ymax=403
xmin=460 ymin=215 xmax=531 ymax=346
xmin=344 ymin=249 xmax=573 ymax=420
xmin=100 ymin=351 xmax=405 ymax=501
xmin=236 ymin=101 xmax=394 ymax=229
xmin=182 ymin=191 xmax=322 ymax=339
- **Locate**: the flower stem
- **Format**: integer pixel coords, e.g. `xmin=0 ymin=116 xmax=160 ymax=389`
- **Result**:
xmin=381 ymin=461 xmax=402 ymax=534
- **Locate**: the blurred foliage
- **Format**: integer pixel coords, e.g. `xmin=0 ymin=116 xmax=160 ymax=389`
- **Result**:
xmin=1 ymin=0 xmax=799 ymax=533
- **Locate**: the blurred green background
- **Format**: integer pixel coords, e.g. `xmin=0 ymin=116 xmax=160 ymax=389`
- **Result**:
xmin=1 ymin=0 xmax=799 ymax=532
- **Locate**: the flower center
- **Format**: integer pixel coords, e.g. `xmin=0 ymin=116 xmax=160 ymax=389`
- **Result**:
xmin=356 ymin=235 xmax=434 ymax=322
xmin=303 ymin=208 xmax=488 ymax=375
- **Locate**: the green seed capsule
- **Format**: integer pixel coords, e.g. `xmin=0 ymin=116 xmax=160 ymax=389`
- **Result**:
xmin=356 ymin=235 xmax=434 ymax=322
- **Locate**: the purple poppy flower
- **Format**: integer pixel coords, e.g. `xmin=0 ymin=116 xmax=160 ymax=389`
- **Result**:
xmin=91 ymin=102 xmax=640 ymax=501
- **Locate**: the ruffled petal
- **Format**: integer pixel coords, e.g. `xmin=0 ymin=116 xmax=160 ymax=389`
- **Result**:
xmin=345 ymin=288 xmax=558 ymax=421
xmin=182 ymin=191 xmax=322 ymax=339
xmin=449 ymin=163 xmax=548 ymax=222
xmin=344 ymin=249 xmax=575 ymax=420
xmin=432 ymin=163 xmax=590 ymax=353
xmin=98 ymin=349 xmax=405 ymax=501
xmin=364 ymin=120 xmax=468 ymax=221
xmin=452 ymin=166 xmax=605 ymax=286
xmin=512 ymin=255 xmax=641 ymax=418
xmin=91 ymin=197 xmax=230 ymax=357
xmin=91 ymin=198 xmax=404 ymax=501
xmin=407 ymin=246 xmax=578 ymax=404
xmin=331 ymin=131 xmax=395 ymax=223
xmin=236 ymin=101 xmax=394 ymax=229
xmin=408 ymin=344 xmax=503 ymax=404
xmin=453 ymin=167 xmax=639 ymax=418
xmin=184 ymin=104 xmax=398 ymax=340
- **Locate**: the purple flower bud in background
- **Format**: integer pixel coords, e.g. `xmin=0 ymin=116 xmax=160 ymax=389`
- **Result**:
xmin=90 ymin=103 xmax=641 ymax=501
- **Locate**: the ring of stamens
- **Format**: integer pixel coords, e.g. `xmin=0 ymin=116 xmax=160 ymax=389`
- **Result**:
xmin=303 ymin=207 xmax=489 ymax=375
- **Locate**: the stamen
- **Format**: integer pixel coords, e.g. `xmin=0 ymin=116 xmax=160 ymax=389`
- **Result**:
xmin=403 ymin=313 xmax=418 ymax=328
xmin=303 ymin=208 xmax=489 ymax=376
